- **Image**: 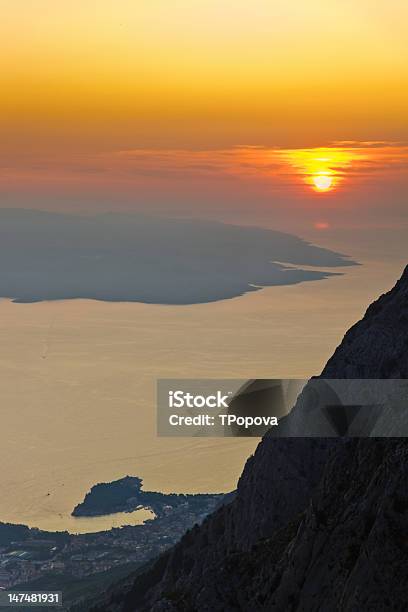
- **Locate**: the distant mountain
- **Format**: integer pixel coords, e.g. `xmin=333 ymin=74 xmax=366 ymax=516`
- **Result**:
xmin=0 ymin=208 xmax=355 ymax=304
xmin=88 ymin=265 xmax=408 ymax=611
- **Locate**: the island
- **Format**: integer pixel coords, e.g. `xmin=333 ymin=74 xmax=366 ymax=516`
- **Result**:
xmin=72 ymin=475 xmax=223 ymax=519
xmin=0 ymin=209 xmax=355 ymax=305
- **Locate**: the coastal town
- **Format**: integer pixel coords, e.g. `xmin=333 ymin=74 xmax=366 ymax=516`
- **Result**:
xmin=0 ymin=491 xmax=223 ymax=593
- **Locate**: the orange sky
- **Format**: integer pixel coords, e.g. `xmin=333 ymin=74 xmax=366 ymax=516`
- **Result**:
xmin=1 ymin=141 xmax=407 ymax=232
xmin=0 ymin=1 xmax=407 ymax=233
xmin=1 ymin=0 xmax=408 ymax=153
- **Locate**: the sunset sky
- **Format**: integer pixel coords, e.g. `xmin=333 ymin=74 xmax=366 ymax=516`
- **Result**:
xmin=1 ymin=1 xmax=407 ymax=527
xmin=1 ymin=0 xmax=407 ymax=230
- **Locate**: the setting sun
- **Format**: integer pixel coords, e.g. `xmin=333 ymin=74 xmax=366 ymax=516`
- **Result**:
xmin=278 ymin=147 xmax=367 ymax=193
xmin=313 ymin=174 xmax=333 ymax=192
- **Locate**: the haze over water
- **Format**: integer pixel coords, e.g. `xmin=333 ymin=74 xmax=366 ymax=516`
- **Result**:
xmin=0 ymin=227 xmax=404 ymax=533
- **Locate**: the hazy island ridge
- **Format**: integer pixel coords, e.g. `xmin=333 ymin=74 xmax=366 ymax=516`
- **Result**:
xmin=0 ymin=209 xmax=356 ymax=304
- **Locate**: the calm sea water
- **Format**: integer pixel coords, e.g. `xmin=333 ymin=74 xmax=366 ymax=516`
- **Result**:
xmin=0 ymin=233 xmax=404 ymax=533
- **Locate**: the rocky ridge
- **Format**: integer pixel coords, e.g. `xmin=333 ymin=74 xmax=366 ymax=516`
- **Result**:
xmin=91 ymin=265 xmax=408 ymax=612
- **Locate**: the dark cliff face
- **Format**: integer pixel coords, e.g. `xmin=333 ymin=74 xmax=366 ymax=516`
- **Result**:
xmin=322 ymin=264 xmax=408 ymax=379
xmin=92 ymin=265 xmax=408 ymax=612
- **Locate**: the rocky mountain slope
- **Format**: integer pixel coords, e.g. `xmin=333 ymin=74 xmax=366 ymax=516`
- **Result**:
xmin=90 ymin=265 xmax=408 ymax=612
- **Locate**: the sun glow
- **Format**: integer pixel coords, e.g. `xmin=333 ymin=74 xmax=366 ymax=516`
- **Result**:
xmin=279 ymin=147 xmax=365 ymax=194
xmin=312 ymin=173 xmax=333 ymax=192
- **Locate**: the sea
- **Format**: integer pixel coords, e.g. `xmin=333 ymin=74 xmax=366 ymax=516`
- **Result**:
xmin=0 ymin=228 xmax=405 ymax=533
